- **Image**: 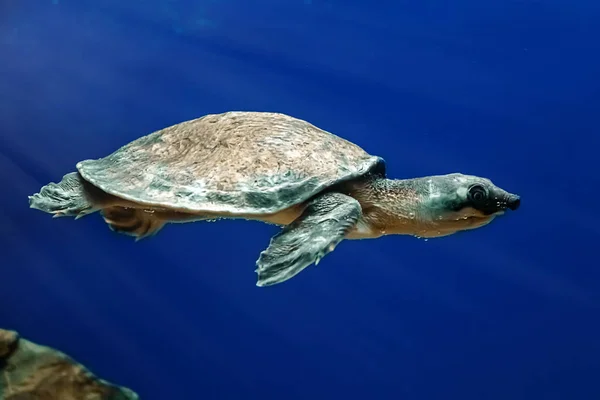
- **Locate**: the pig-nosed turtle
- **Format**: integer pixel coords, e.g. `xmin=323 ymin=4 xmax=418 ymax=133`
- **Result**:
xmin=29 ymin=111 xmax=520 ymax=287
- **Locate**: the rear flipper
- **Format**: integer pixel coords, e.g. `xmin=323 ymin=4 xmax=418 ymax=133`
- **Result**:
xmin=28 ymin=172 xmax=100 ymax=219
xmin=255 ymin=192 xmax=362 ymax=287
xmin=102 ymin=207 xmax=165 ymax=241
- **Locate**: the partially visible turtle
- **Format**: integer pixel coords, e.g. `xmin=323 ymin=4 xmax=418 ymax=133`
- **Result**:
xmin=29 ymin=111 xmax=520 ymax=286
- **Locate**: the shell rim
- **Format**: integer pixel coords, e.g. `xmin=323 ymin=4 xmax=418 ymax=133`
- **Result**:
xmin=76 ymin=156 xmax=386 ymax=216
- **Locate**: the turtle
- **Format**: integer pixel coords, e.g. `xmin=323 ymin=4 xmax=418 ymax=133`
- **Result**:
xmin=29 ymin=111 xmax=520 ymax=287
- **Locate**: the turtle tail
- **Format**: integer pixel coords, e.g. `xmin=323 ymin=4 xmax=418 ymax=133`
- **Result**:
xmin=28 ymin=172 xmax=100 ymax=219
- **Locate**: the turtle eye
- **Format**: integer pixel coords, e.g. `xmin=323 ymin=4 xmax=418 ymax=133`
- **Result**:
xmin=468 ymin=184 xmax=487 ymax=203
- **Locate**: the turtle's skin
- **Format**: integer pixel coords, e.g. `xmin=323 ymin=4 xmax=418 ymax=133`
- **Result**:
xmin=29 ymin=111 xmax=521 ymax=286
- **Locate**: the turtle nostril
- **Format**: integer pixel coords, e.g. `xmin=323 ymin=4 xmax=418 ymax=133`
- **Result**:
xmin=507 ymin=196 xmax=520 ymax=211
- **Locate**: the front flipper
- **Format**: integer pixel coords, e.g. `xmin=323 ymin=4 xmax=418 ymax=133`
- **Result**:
xmin=255 ymin=192 xmax=362 ymax=287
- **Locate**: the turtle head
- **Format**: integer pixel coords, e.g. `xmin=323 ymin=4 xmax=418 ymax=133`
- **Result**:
xmin=414 ymin=173 xmax=520 ymax=238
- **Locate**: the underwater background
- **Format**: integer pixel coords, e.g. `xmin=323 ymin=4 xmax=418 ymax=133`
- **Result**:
xmin=1 ymin=0 xmax=600 ymax=399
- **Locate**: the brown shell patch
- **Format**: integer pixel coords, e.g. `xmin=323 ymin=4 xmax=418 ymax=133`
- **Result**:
xmin=77 ymin=112 xmax=384 ymax=215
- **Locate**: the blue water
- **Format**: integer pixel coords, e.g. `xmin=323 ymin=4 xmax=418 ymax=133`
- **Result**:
xmin=1 ymin=1 xmax=599 ymax=399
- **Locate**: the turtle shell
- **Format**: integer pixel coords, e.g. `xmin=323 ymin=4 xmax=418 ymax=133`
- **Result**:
xmin=77 ymin=112 xmax=385 ymax=215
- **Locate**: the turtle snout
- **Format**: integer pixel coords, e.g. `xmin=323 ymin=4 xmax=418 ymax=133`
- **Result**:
xmin=506 ymin=194 xmax=520 ymax=211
